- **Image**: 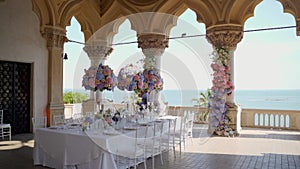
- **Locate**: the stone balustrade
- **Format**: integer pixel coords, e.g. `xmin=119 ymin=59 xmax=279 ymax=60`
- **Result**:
xmin=241 ymin=108 xmax=300 ymax=130
xmin=76 ymin=103 xmax=300 ymax=130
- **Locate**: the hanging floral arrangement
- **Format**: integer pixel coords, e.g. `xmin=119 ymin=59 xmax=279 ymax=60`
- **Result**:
xmin=95 ymin=64 xmax=117 ymax=91
xmin=128 ymin=72 xmax=144 ymax=96
xmin=117 ymin=64 xmax=140 ymax=91
xmin=209 ymin=47 xmax=234 ymax=137
xmin=82 ymin=66 xmax=97 ymax=91
xmin=128 ymin=68 xmax=163 ymax=111
xmin=142 ymin=69 xmax=164 ymax=93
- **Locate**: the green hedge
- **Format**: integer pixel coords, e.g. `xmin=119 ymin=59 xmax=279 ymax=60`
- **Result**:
xmin=63 ymin=91 xmax=89 ymax=104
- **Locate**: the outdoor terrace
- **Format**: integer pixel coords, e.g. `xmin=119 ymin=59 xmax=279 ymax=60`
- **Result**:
xmin=0 ymin=106 xmax=299 ymax=169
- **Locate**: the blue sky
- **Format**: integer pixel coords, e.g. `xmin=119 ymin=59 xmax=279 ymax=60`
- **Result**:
xmin=64 ymin=0 xmax=300 ymax=91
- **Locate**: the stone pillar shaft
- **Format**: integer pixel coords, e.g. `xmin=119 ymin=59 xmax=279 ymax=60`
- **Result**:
xmin=206 ymin=25 xmax=243 ymax=134
xmin=137 ymin=33 xmax=168 ymax=112
xmin=82 ymin=44 xmax=113 ymax=113
xmin=42 ymin=26 xmax=67 ymax=126
xmin=206 ymin=25 xmax=243 ymax=104
xmin=226 ymin=48 xmax=235 ymax=103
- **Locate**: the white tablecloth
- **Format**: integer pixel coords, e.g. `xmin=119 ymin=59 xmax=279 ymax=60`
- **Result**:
xmin=33 ymin=117 xmax=176 ymax=169
xmin=33 ymin=128 xmax=118 ymax=169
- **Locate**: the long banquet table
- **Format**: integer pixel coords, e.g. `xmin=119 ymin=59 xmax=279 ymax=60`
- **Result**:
xmin=33 ymin=115 xmax=182 ymax=169
xmin=33 ymin=126 xmax=120 ymax=169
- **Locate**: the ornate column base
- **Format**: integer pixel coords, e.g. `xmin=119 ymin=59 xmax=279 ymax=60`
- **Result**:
xmin=47 ymin=103 xmax=64 ymax=126
xmin=227 ymin=103 xmax=242 ymax=135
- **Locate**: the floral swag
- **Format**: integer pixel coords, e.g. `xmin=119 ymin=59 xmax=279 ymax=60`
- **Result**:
xmin=209 ymin=47 xmax=234 ymax=137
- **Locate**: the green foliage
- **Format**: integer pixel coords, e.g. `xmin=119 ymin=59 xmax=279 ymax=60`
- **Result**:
xmin=192 ymin=89 xmax=212 ymax=107
xmin=192 ymin=89 xmax=212 ymax=122
xmin=63 ymin=91 xmax=88 ymax=104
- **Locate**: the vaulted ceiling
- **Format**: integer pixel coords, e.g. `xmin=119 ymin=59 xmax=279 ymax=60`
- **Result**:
xmin=32 ymin=0 xmax=300 ymax=41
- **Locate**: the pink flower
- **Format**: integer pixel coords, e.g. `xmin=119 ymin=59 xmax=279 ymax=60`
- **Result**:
xmin=103 ymin=69 xmax=111 ymax=76
xmin=88 ymin=78 xmax=95 ymax=88
xmin=211 ymin=63 xmax=219 ymax=71
xmin=106 ymin=77 xmax=113 ymax=84
xmin=138 ymin=81 xmax=143 ymax=89
xmin=133 ymin=75 xmax=140 ymax=81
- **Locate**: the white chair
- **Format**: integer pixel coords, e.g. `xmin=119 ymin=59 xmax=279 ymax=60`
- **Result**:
xmin=115 ymin=126 xmax=148 ymax=169
xmin=0 ymin=110 xmax=11 ymax=140
xmin=32 ymin=116 xmax=47 ymax=133
xmin=177 ymin=111 xmax=195 ymax=149
xmin=185 ymin=112 xmax=195 ymax=140
xmin=72 ymin=113 xmax=83 ymax=123
xmin=161 ymin=117 xmax=177 ymax=158
xmin=145 ymin=121 xmax=165 ymax=169
xmin=170 ymin=113 xmax=188 ymax=156
xmin=53 ymin=114 xmax=65 ymax=126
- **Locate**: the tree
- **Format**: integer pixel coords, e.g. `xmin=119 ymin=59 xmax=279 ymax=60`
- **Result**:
xmin=63 ymin=91 xmax=89 ymax=104
xmin=192 ymin=89 xmax=211 ymax=122
xmin=192 ymin=89 xmax=211 ymax=108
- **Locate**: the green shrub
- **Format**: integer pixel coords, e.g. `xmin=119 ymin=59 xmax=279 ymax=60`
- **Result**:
xmin=63 ymin=91 xmax=88 ymax=104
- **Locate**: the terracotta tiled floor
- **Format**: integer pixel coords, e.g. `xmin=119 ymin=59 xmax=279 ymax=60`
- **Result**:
xmin=0 ymin=125 xmax=299 ymax=169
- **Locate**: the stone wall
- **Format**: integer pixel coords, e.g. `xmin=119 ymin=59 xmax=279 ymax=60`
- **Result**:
xmin=0 ymin=0 xmax=48 ymax=122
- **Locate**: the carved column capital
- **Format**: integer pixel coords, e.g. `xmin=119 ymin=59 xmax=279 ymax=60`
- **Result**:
xmin=42 ymin=26 xmax=67 ymax=49
xmin=206 ymin=25 xmax=243 ymax=48
xmin=137 ymin=34 xmax=169 ymax=70
xmin=138 ymin=34 xmax=169 ymax=49
xmin=83 ymin=45 xmax=113 ymax=66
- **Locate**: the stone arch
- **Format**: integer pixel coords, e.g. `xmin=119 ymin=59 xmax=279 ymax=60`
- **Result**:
xmin=32 ymin=0 xmax=55 ymax=27
xmin=58 ymin=0 xmax=84 ymax=28
xmin=229 ymin=0 xmax=263 ymax=25
xmin=127 ymin=12 xmax=178 ymax=36
xmin=277 ymin=0 xmax=300 ymax=35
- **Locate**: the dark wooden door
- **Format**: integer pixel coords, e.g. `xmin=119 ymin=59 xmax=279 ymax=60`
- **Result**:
xmin=0 ymin=61 xmax=31 ymax=134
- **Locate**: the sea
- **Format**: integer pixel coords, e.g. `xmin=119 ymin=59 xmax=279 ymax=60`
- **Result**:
xmin=66 ymin=89 xmax=300 ymax=111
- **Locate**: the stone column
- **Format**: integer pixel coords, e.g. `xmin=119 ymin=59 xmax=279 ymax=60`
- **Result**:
xmin=137 ymin=33 xmax=169 ymax=112
xmin=42 ymin=26 xmax=67 ymax=126
xmin=82 ymin=44 xmax=113 ymax=114
xmin=297 ymin=20 xmax=300 ymax=36
xmin=206 ymin=25 xmax=243 ymax=134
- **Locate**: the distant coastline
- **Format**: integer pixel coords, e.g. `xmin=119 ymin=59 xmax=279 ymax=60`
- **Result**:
xmin=64 ymin=89 xmax=300 ymax=111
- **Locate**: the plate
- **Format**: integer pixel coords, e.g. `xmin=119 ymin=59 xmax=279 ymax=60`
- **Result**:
xmin=48 ymin=126 xmax=63 ymax=130
xmin=123 ymin=126 xmax=137 ymax=130
xmin=103 ymin=130 xmax=119 ymax=135
xmin=69 ymin=123 xmax=80 ymax=127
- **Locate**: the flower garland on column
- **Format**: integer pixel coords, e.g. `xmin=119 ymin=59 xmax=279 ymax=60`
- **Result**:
xmin=210 ymin=47 xmax=234 ymax=136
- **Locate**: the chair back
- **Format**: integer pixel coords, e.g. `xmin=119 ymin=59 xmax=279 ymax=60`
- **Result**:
xmin=53 ymin=114 xmax=65 ymax=126
xmin=184 ymin=111 xmax=194 ymax=138
xmin=0 ymin=110 xmax=3 ymax=124
xmin=72 ymin=113 xmax=83 ymax=123
xmin=32 ymin=116 xmax=47 ymax=132
xmin=0 ymin=109 xmax=11 ymax=140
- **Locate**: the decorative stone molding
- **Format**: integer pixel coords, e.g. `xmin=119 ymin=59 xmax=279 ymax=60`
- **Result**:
xmin=206 ymin=25 xmax=243 ymax=48
xmin=137 ymin=34 xmax=169 ymax=49
xmin=42 ymin=27 xmax=67 ymax=49
xmin=83 ymin=45 xmax=113 ymax=65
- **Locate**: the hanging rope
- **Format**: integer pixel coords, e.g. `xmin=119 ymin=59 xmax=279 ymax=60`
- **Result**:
xmin=66 ymin=25 xmax=297 ymax=46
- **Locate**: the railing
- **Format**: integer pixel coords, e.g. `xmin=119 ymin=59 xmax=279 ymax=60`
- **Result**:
xmin=77 ymin=102 xmax=300 ymax=130
xmin=241 ymin=108 xmax=300 ymax=130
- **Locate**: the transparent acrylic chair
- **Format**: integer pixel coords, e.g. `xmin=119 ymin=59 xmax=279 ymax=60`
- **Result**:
xmin=32 ymin=116 xmax=47 ymax=133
